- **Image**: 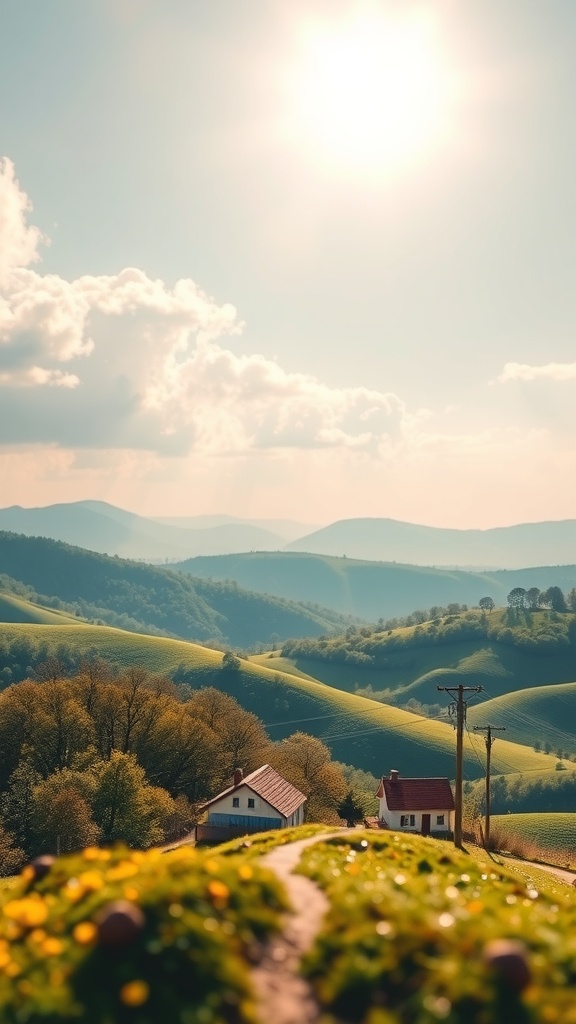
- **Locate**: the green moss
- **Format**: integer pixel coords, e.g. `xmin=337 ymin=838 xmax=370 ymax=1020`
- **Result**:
xmin=298 ymin=831 xmax=576 ymax=1023
xmin=213 ymin=823 xmax=335 ymax=857
xmin=0 ymin=844 xmax=288 ymax=1024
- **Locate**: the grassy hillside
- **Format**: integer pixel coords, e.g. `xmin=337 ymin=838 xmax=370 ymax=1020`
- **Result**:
xmin=0 ymin=622 xmax=553 ymax=780
xmin=0 ymin=592 xmax=80 ymax=626
xmin=277 ymin=608 xmax=576 ymax=704
xmin=174 ymin=550 xmax=507 ymax=619
xmin=490 ymin=812 xmax=576 ymax=856
xmin=467 ymin=682 xmax=576 ymax=755
xmin=176 ymin=550 xmax=576 ymax=620
xmin=0 ymin=532 xmax=348 ymax=647
xmin=1 ymin=830 xmax=575 ymax=1024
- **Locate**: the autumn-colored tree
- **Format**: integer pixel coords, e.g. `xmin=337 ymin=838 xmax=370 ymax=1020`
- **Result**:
xmin=1 ymin=758 xmax=42 ymax=852
xmin=188 ymin=688 xmax=269 ymax=783
xmin=0 ymin=822 xmax=25 ymax=876
xmin=31 ymin=785 xmax=100 ymax=855
xmin=269 ymin=732 xmax=347 ymax=824
xmin=92 ymin=751 xmax=174 ymax=848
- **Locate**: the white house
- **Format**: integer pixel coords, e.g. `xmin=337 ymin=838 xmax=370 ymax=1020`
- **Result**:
xmin=199 ymin=765 xmax=306 ymax=834
xmin=376 ymin=770 xmax=454 ymax=835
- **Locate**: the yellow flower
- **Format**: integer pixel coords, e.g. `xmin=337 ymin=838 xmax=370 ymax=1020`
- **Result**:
xmin=20 ymin=866 xmax=35 ymax=882
xmin=3 ymin=898 xmax=48 ymax=928
xmin=82 ymin=847 xmax=101 ymax=861
xmin=42 ymin=938 xmax=63 ymax=957
xmin=123 ymin=886 xmax=140 ymax=902
xmin=106 ymin=862 xmax=139 ymax=882
xmin=119 ymin=980 xmax=150 ymax=1007
xmin=238 ymin=865 xmax=253 ymax=881
xmin=0 ymin=951 xmax=12 ymax=969
xmin=5 ymin=962 xmax=21 ymax=978
xmin=72 ymin=922 xmax=98 ymax=946
xmin=29 ymin=929 xmax=47 ymax=944
xmin=78 ymin=871 xmax=103 ymax=891
xmin=207 ymin=880 xmax=229 ymax=902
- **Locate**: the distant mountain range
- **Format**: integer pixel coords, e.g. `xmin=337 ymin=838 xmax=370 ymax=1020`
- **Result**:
xmin=287 ymin=517 xmax=576 ymax=569
xmin=175 ymin=551 xmax=576 ymax=621
xmin=1 ymin=501 xmax=576 ymax=569
xmin=0 ymin=501 xmax=315 ymax=560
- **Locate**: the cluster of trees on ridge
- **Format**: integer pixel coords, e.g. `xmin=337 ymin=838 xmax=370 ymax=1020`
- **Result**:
xmin=0 ymin=660 xmax=371 ymax=873
xmin=282 ymin=596 xmax=576 ymax=666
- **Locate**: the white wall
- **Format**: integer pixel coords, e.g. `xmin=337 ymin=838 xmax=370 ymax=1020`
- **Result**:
xmin=379 ymin=799 xmax=452 ymax=833
xmin=207 ymin=785 xmax=305 ymax=826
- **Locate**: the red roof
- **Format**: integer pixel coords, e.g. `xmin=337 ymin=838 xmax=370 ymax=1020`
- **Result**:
xmin=377 ymin=776 xmax=455 ymax=812
xmin=201 ymin=765 xmax=306 ymax=819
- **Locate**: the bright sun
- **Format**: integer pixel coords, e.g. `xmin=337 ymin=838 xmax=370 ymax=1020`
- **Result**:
xmin=291 ymin=10 xmax=454 ymax=171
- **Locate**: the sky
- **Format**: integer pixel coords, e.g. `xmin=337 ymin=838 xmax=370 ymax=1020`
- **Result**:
xmin=1 ymin=0 xmax=575 ymax=528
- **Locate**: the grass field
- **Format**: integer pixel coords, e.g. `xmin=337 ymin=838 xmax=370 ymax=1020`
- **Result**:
xmin=0 ymin=622 xmax=555 ymax=780
xmin=491 ymin=813 xmax=576 ymax=857
xmin=467 ymin=681 xmax=576 ymax=754
xmin=272 ymin=635 xmax=576 ymax=705
xmin=0 ymin=592 xmax=81 ymax=626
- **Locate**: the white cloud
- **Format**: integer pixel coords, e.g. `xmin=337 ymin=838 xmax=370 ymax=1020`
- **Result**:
xmin=0 ymin=159 xmax=43 ymax=285
xmin=497 ymin=360 xmax=576 ymax=382
xmin=0 ymin=157 xmax=414 ymax=456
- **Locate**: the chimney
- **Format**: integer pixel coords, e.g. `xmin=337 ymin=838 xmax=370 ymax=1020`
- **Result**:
xmin=389 ymin=770 xmax=399 ymax=783
xmin=233 ymin=768 xmax=244 ymax=787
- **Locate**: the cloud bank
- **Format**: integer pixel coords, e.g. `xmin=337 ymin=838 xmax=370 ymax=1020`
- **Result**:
xmin=0 ymin=158 xmax=410 ymax=456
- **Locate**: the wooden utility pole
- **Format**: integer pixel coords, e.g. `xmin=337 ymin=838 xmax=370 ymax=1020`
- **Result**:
xmin=437 ymin=684 xmax=482 ymax=848
xmin=473 ymin=724 xmax=506 ymax=849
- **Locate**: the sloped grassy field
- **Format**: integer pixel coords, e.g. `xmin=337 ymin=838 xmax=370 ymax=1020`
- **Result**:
xmin=467 ymin=682 xmax=576 ymax=752
xmin=0 ymin=623 xmax=553 ymax=780
xmin=297 ymin=830 xmax=576 ymax=1024
xmin=491 ymin=813 xmax=576 ymax=856
xmin=1 ymin=829 xmax=576 ymax=1023
xmin=0 ymin=593 xmax=80 ymax=626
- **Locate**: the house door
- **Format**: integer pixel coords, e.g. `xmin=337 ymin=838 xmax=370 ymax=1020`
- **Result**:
xmin=421 ymin=814 xmax=431 ymax=836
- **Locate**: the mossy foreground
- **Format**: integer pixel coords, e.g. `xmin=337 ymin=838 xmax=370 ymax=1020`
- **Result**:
xmin=1 ymin=830 xmax=576 ymax=1023
xmin=0 ymin=844 xmax=286 ymax=1024
xmin=298 ymin=831 xmax=576 ymax=1024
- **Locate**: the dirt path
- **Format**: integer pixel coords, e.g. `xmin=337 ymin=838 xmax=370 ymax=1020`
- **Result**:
xmin=251 ymin=832 xmax=343 ymax=1024
xmin=502 ymin=855 xmax=576 ymax=886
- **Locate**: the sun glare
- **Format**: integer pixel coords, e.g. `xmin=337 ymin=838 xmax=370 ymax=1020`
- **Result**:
xmin=291 ymin=11 xmax=455 ymax=172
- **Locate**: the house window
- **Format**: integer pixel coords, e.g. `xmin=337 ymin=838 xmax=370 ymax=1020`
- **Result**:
xmin=436 ymin=814 xmax=445 ymax=826
xmin=247 ymin=798 xmax=255 ymax=808
xmin=232 ymin=797 xmax=240 ymax=808
xmin=400 ymin=814 xmax=415 ymax=827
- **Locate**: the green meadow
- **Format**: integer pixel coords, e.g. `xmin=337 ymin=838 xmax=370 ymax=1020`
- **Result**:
xmin=467 ymin=682 xmax=576 ymax=754
xmin=491 ymin=812 xmax=576 ymax=856
xmin=0 ymin=621 xmax=554 ymax=780
xmin=0 ymin=593 xmax=80 ymax=626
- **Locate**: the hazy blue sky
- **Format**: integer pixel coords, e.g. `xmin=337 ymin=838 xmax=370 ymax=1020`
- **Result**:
xmin=1 ymin=0 xmax=575 ymax=526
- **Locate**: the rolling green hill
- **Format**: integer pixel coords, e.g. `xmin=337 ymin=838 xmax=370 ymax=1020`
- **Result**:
xmin=174 ymin=550 xmax=576 ymax=621
xmin=0 ymin=621 xmax=553 ymax=780
xmin=467 ymin=682 xmax=576 ymax=755
xmin=275 ymin=608 xmax=576 ymax=705
xmin=0 ymin=592 xmax=80 ymax=626
xmin=0 ymin=532 xmax=348 ymax=647
xmin=490 ymin=812 xmax=576 ymax=855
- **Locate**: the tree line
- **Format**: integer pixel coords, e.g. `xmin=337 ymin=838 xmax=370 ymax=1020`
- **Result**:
xmin=0 ymin=659 xmax=354 ymax=872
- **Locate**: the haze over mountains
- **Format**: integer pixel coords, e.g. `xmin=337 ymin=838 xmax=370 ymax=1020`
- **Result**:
xmin=0 ymin=501 xmax=315 ymax=561
xmin=287 ymin=517 xmax=576 ymax=568
xmin=1 ymin=501 xmax=576 ymax=568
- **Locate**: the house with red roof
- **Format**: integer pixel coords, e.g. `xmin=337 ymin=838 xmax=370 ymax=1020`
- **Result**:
xmin=197 ymin=765 xmax=306 ymax=840
xmin=376 ymin=770 xmax=454 ymax=836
